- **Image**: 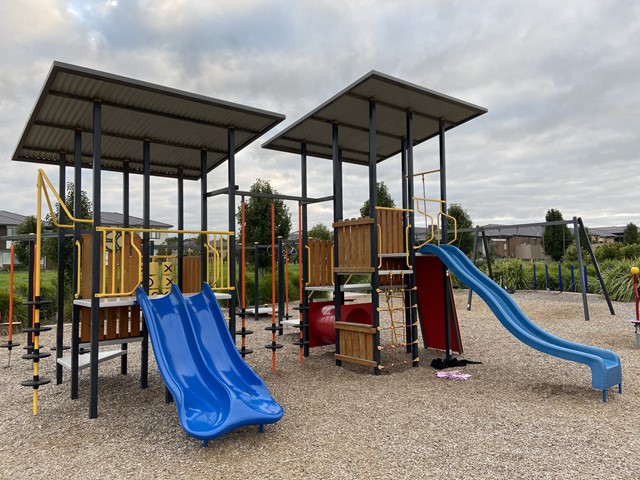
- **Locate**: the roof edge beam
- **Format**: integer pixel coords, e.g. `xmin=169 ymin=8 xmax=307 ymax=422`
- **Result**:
xmin=32 ymin=120 xmax=229 ymax=156
xmin=345 ymin=92 xmax=456 ymax=126
xmin=310 ymin=115 xmax=404 ymax=141
xmin=48 ymin=90 xmax=265 ymax=135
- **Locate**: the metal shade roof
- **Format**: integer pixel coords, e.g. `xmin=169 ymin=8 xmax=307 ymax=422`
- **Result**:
xmin=262 ymin=70 xmax=487 ymax=165
xmin=12 ymin=61 xmax=285 ymax=180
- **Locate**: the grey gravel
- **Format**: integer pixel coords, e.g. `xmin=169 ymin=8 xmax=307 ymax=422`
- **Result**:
xmin=0 ymin=290 xmax=638 ymax=479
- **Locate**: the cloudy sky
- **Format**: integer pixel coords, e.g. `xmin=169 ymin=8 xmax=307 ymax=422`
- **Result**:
xmin=1 ymin=0 xmax=638 ymax=234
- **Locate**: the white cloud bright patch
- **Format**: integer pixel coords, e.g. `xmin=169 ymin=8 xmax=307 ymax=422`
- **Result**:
xmin=0 ymin=0 xmax=638 ymax=231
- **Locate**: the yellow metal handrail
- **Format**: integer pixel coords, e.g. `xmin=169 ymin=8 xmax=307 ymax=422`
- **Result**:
xmin=413 ymin=197 xmax=457 ymax=248
xmin=74 ymin=240 xmax=81 ymax=299
xmin=94 ymin=226 xmax=233 ymax=297
xmin=38 ymin=169 xmax=93 ymax=228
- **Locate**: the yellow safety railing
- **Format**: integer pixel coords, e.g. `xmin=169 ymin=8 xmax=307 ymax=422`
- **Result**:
xmin=38 ymin=169 xmax=93 ymax=228
xmin=91 ymin=227 xmax=234 ymax=297
xmin=413 ymin=197 xmax=457 ymax=248
xmin=375 ymin=206 xmax=413 ymax=269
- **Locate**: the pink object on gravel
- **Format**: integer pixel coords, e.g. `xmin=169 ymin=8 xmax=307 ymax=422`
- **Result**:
xmin=436 ymin=370 xmax=471 ymax=381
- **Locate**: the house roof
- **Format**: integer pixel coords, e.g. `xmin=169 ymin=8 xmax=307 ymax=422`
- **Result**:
xmin=483 ymin=225 xmax=545 ymax=238
xmin=262 ymin=70 xmax=487 ymax=165
xmin=12 ymin=61 xmax=285 ymax=180
xmin=0 ymin=210 xmax=171 ymax=229
xmin=0 ymin=210 xmax=27 ymax=227
xmin=588 ymin=226 xmax=625 ymax=238
xmin=100 ymin=212 xmax=172 ymax=228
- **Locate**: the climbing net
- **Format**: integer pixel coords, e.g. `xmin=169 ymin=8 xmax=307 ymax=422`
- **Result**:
xmin=376 ymin=272 xmax=419 ymax=369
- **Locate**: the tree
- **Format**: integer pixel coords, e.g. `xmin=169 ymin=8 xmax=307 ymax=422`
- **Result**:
xmin=623 ymin=222 xmax=639 ymax=244
xmin=42 ymin=183 xmax=93 ymax=294
xmin=14 ymin=215 xmax=38 ymax=266
xmin=236 ymin=179 xmax=292 ymax=266
xmin=308 ymin=223 xmax=332 ymax=241
xmin=542 ymin=209 xmax=573 ymax=262
xmin=360 ymin=181 xmax=396 ymax=218
xmin=446 ymin=203 xmax=474 ymax=255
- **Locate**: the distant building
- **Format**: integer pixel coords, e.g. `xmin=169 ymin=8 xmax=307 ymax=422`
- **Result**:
xmin=587 ymin=226 xmax=625 ymax=244
xmin=100 ymin=211 xmax=173 ymax=245
xmin=0 ymin=210 xmax=173 ymax=269
xmin=0 ymin=210 xmax=27 ymax=268
xmin=482 ymin=225 xmax=546 ymax=260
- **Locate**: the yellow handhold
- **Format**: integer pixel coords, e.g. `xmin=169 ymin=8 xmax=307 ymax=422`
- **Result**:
xmin=631 ymin=266 xmax=640 ymax=275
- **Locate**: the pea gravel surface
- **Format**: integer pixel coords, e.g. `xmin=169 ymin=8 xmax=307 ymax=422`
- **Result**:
xmin=0 ymin=290 xmax=638 ymax=480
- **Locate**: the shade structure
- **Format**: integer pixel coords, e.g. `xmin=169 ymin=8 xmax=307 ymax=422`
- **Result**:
xmin=262 ymin=70 xmax=487 ymax=164
xmin=12 ymin=61 xmax=285 ymax=179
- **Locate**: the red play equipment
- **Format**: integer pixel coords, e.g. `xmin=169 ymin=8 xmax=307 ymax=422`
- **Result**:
xmin=414 ymin=255 xmax=463 ymax=353
xmin=307 ymin=301 xmax=373 ymax=348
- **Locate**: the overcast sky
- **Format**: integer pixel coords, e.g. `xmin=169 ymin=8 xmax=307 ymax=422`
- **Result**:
xmin=1 ymin=0 xmax=638 ymax=234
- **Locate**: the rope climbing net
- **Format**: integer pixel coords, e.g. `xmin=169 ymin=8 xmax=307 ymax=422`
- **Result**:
xmin=376 ymin=272 xmax=419 ymax=369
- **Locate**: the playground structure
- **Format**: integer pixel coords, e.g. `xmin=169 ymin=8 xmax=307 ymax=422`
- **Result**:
xmin=0 ymin=62 xmax=624 ymax=443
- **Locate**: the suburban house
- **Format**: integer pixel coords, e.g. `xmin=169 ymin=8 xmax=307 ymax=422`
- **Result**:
xmin=100 ymin=211 xmax=173 ymax=245
xmin=0 ymin=210 xmax=27 ymax=268
xmin=482 ymin=225 xmax=546 ymax=260
xmin=588 ymin=226 xmax=625 ymax=244
xmin=0 ymin=211 xmax=173 ymax=269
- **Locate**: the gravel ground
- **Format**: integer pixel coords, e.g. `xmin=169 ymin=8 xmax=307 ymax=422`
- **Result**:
xmin=0 ymin=290 xmax=638 ymax=480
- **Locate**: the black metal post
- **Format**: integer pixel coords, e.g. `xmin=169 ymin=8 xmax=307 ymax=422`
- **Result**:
xmin=200 ymin=150 xmax=208 ymax=284
xmin=121 ymin=161 xmax=129 ymax=375
xmin=227 ymin=128 xmax=237 ymax=340
xmin=254 ymin=242 xmax=259 ymax=321
xmin=577 ymin=217 xmax=615 ymax=316
xmin=332 ymin=123 xmax=343 ymax=366
xmin=55 ymin=152 xmax=66 ymax=384
xmin=177 ymin=168 xmax=184 ymax=290
xmin=277 ymin=236 xmax=284 ymax=334
xmin=467 ymin=226 xmax=480 ymax=310
xmin=438 ymin=118 xmax=452 ymax=362
xmin=301 ymin=143 xmax=310 ymax=357
xmin=405 ymin=112 xmax=418 ymax=366
xmin=70 ymin=129 xmax=82 ymax=400
xmin=369 ymin=100 xmax=381 ymax=375
xmin=89 ymin=101 xmax=102 ymax=419
xmin=140 ymin=140 xmax=150 ymax=389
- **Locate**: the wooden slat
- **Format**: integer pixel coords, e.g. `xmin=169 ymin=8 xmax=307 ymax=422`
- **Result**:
xmin=332 ymin=217 xmax=374 ymax=228
xmin=118 ymin=306 xmax=129 ymax=338
xmin=334 ymin=354 xmax=377 ymax=368
xmin=334 ymin=266 xmax=375 ymax=274
xmin=130 ymin=307 xmax=141 ymax=337
xmin=335 ymin=321 xmax=377 ymax=334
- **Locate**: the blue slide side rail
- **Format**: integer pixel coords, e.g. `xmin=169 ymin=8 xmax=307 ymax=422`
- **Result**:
xmin=418 ymin=244 xmax=621 ymax=398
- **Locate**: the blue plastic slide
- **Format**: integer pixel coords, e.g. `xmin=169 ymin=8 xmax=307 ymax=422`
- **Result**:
xmin=135 ymin=283 xmax=283 ymax=445
xmin=418 ymin=244 xmax=622 ymax=401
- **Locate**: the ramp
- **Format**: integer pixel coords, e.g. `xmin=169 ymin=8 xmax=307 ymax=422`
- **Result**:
xmin=417 ymin=244 xmax=622 ymax=400
xmin=136 ymin=283 xmax=283 ymax=445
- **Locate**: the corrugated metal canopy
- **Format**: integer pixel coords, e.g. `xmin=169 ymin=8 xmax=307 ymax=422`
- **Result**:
xmin=262 ymin=70 xmax=487 ymax=165
xmin=12 ymin=61 xmax=285 ymax=180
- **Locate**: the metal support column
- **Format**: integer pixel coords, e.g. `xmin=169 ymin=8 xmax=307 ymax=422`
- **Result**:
xmin=55 ymin=152 xmax=66 ymax=384
xmin=177 ymin=168 xmax=184 ymax=290
xmin=332 ymin=123 xmax=344 ymax=366
xmin=300 ymin=143 xmax=310 ymax=357
xmin=200 ymin=150 xmax=208 ymax=284
xmin=70 ymin=130 xmax=82 ymax=400
xmin=89 ymin=101 xmax=102 ymax=419
xmin=140 ymin=140 xmax=150 ymax=389
xmin=227 ymin=129 xmax=237 ymax=340
xmin=438 ymin=118 xmax=452 ymax=362
xmin=369 ymin=100 xmax=381 ymax=375
xmin=405 ymin=112 xmax=418 ymax=366
xmin=120 ymin=161 xmax=130 ymax=375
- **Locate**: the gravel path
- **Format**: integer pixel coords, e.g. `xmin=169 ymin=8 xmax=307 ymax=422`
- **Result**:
xmin=0 ymin=290 xmax=638 ymax=479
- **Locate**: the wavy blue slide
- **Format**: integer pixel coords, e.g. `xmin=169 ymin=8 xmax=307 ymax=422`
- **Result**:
xmin=418 ymin=244 xmax=622 ymax=401
xmin=136 ymin=283 xmax=283 ymax=446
